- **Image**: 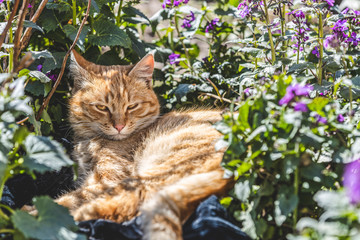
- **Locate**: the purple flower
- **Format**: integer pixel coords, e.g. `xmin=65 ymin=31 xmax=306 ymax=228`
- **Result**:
xmin=337 ymin=114 xmax=345 ymax=123
xmin=343 ymin=160 xmax=360 ymax=205
xmin=279 ymin=84 xmax=313 ymax=105
xmin=237 ymin=0 xmax=263 ymax=18
xmin=162 ymin=0 xmax=189 ymax=8
xmin=0 ymin=0 xmax=4 ymax=4
xmin=47 ymin=73 xmax=57 ymax=82
xmin=315 ymin=114 xmax=327 ymax=124
xmin=169 ymin=53 xmax=180 ymax=65
xmin=244 ymin=88 xmax=251 ymax=96
xmin=326 ymin=0 xmax=334 ymax=6
xmin=181 ymin=11 xmax=195 ymax=28
xmin=205 ymin=18 xmax=219 ymax=33
xmin=346 ymin=32 xmax=360 ymax=47
xmin=279 ymin=92 xmax=295 ymax=105
xmin=294 ymin=102 xmax=308 ymax=112
xmin=288 ymin=10 xmax=311 ymax=52
xmin=37 ymin=64 xmax=43 ymax=71
xmin=27 ymin=3 xmax=32 ymax=8
xmin=312 ymin=46 xmax=320 ymax=58
xmin=324 ymin=34 xmax=340 ymax=49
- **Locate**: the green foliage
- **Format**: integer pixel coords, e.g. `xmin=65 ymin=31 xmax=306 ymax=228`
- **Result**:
xmin=12 ymin=196 xmax=85 ymax=240
xmin=1 ymin=0 xmax=360 ymax=238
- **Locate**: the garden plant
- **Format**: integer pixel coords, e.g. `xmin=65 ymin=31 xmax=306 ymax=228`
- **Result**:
xmin=0 ymin=0 xmax=360 ymax=239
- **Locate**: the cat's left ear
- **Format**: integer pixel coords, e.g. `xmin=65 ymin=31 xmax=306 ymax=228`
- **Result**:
xmin=128 ymin=53 xmax=154 ymax=87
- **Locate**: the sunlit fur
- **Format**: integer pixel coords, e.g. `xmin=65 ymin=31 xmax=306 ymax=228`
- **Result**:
xmin=55 ymin=51 xmax=234 ymax=240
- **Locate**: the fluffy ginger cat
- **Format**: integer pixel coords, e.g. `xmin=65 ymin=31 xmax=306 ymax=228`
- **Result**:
xmin=54 ymin=50 xmax=234 ymax=240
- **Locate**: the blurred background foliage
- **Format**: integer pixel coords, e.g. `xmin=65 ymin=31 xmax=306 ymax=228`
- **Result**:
xmin=1 ymin=0 xmax=360 ymax=239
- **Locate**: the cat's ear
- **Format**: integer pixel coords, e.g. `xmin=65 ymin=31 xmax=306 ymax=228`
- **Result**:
xmin=128 ymin=53 xmax=154 ymax=87
xmin=70 ymin=50 xmax=95 ymax=91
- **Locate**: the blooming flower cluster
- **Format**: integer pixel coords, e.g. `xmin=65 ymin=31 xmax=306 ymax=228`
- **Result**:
xmin=312 ymin=46 xmax=320 ymax=58
xmin=181 ymin=11 xmax=195 ymax=28
xmin=325 ymin=9 xmax=360 ymax=49
xmin=205 ymin=18 xmax=219 ymax=33
xmin=162 ymin=0 xmax=189 ymax=9
xmin=343 ymin=159 xmax=360 ymax=205
xmin=287 ymin=10 xmax=311 ymax=52
xmin=237 ymin=0 xmax=263 ymax=18
xmin=168 ymin=53 xmax=180 ymax=65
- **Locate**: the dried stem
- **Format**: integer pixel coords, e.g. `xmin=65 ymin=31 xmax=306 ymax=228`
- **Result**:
xmin=0 ymin=0 xmax=21 ymax=49
xmin=13 ymin=0 xmax=30 ymax=72
xmin=36 ymin=0 xmax=91 ymax=121
xmin=20 ymin=0 xmax=49 ymax=51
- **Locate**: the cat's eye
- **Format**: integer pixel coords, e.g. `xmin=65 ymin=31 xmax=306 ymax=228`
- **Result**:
xmin=128 ymin=103 xmax=139 ymax=110
xmin=96 ymin=105 xmax=108 ymax=111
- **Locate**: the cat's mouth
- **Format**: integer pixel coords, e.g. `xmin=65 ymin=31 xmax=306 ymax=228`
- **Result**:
xmin=106 ymin=132 xmax=131 ymax=140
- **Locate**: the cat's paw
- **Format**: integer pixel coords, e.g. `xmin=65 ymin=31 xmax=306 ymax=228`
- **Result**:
xmin=141 ymin=193 xmax=182 ymax=240
xmin=21 ymin=205 xmax=38 ymax=216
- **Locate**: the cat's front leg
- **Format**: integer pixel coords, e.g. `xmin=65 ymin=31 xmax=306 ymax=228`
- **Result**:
xmin=141 ymin=192 xmax=182 ymax=240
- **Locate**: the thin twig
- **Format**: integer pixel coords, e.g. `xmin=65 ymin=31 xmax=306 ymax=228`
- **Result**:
xmin=0 ymin=0 xmax=21 ymax=49
xmin=16 ymin=117 xmax=29 ymax=125
xmin=13 ymin=0 xmax=30 ymax=72
xmin=36 ymin=0 xmax=91 ymax=121
xmin=20 ymin=0 xmax=49 ymax=50
xmin=200 ymin=93 xmax=240 ymax=105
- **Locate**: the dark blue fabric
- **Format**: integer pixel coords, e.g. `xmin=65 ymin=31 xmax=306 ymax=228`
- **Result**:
xmin=1 ymin=172 xmax=251 ymax=240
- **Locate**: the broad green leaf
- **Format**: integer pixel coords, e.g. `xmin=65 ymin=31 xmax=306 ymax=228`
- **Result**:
xmin=23 ymin=20 xmax=44 ymax=34
xmin=88 ymin=19 xmax=131 ymax=48
xmin=42 ymin=52 xmax=65 ymax=73
xmin=11 ymin=196 xmax=85 ymax=240
xmin=307 ymin=97 xmax=329 ymax=113
xmin=29 ymin=71 xmax=52 ymax=83
xmin=287 ymin=62 xmax=314 ymax=74
xmin=274 ymin=191 xmax=298 ymax=226
xmin=31 ymin=50 xmax=55 ymax=61
xmin=46 ymin=2 xmax=72 ymax=13
xmin=39 ymin=9 xmax=58 ymax=32
xmin=63 ymin=25 xmax=90 ymax=52
xmin=23 ymin=135 xmax=73 ymax=173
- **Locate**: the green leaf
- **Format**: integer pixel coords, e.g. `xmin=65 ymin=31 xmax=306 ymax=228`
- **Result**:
xmin=29 ymin=71 xmax=52 ymax=83
xmin=23 ymin=135 xmax=73 ymax=173
xmin=88 ymin=19 xmax=131 ymax=48
xmin=307 ymin=97 xmax=329 ymax=113
xmin=274 ymin=191 xmax=298 ymax=226
xmin=63 ymin=25 xmax=90 ymax=52
xmin=287 ymin=62 xmax=314 ymax=74
xmin=23 ymin=20 xmax=44 ymax=34
xmin=25 ymin=81 xmax=45 ymax=96
xmin=46 ymin=2 xmax=72 ymax=13
xmin=31 ymin=50 xmax=55 ymax=61
xmin=42 ymin=52 xmax=65 ymax=73
xmin=11 ymin=196 xmax=85 ymax=240
xmin=39 ymin=9 xmax=58 ymax=32
xmin=234 ymin=180 xmax=251 ymax=202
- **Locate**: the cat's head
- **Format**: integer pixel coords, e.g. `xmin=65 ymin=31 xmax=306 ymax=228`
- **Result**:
xmin=69 ymin=50 xmax=160 ymax=140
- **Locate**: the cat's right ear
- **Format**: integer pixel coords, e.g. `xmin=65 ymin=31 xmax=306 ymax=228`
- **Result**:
xmin=128 ymin=53 xmax=155 ymax=88
xmin=70 ymin=50 xmax=93 ymax=92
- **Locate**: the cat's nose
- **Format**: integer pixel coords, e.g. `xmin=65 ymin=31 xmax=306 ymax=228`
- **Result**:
xmin=114 ymin=124 xmax=125 ymax=132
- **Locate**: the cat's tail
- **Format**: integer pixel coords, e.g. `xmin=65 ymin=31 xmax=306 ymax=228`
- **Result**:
xmin=141 ymin=170 xmax=234 ymax=240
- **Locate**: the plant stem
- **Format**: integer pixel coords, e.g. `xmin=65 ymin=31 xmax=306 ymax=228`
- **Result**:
xmin=6 ymin=0 xmax=13 ymax=73
xmin=263 ymin=0 xmax=276 ymax=65
xmin=317 ymin=11 xmax=324 ymax=86
xmin=72 ymin=0 xmax=77 ymax=26
xmin=174 ymin=13 xmax=192 ymax=72
xmin=116 ymin=0 xmax=124 ymax=26
xmin=293 ymin=167 xmax=299 ymax=228
xmin=0 ymin=229 xmax=14 ymax=234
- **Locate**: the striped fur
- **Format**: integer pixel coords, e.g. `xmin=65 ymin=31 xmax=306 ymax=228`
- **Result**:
xmin=56 ymin=51 xmax=234 ymax=240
